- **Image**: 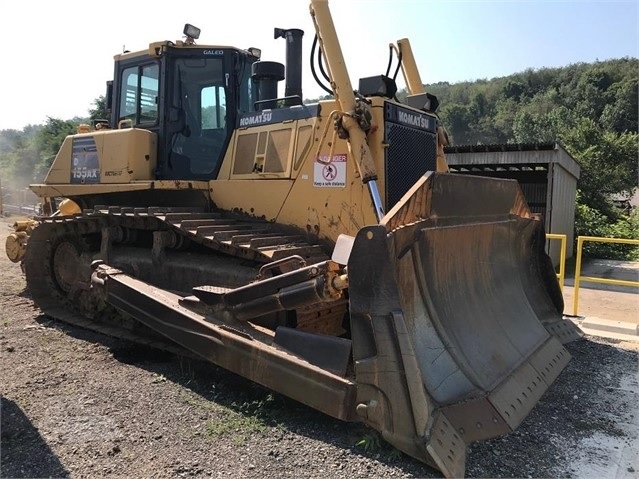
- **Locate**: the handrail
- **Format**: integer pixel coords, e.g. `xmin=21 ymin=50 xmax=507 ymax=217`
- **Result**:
xmin=572 ymin=235 xmax=639 ymax=316
xmin=546 ymin=233 xmax=567 ymax=291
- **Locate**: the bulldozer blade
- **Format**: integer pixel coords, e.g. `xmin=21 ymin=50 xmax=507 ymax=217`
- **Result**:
xmin=346 ymin=172 xmax=578 ymax=477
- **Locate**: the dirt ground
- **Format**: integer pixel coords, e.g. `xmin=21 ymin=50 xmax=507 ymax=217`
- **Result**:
xmin=1 ymin=215 xmax=638 ymax=479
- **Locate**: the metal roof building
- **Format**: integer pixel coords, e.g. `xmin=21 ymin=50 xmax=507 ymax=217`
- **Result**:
xmin=444 ymin=142 xmax=581 ymax=265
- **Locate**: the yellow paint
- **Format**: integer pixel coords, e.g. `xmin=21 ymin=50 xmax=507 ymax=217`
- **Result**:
xmin=30 ymin=180 xmax=210 ymax=199
xmin=546 ymin=233 xmax=567 ymax=290
xmin=28 ymin=0 xmax=451 ymax=249
xmin=43 ymin=128 xmax=156 ymax=185
xmin=58 ymin=198 xmax=81 ymax=216
xmin=210 ymin=180 xmax=294 ymax=222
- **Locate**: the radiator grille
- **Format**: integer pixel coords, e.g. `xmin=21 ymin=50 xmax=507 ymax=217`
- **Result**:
xmin=384 ymin=122 xmax=437 ymax=210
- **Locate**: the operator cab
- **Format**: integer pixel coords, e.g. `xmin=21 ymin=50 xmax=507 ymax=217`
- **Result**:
xmin=108 ymin=25 xmax=259 ymax=181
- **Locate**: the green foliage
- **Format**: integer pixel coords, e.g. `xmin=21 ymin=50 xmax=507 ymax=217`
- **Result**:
xmin=432 ymin=58 xmax=638 ymax=144
xmin=561 ymin=120 xmax=638 ymax=212
xmin=575 ymin=197 xmax=639 ymax=260
xmin=356 ymin=432 xmax=382 ymax=452
xmin=1 ymin=58 xmax=636 ymax=261
xmin=205 ymin=409 xmax=269 ymax=446
xmin=0 ymin=127 xmax=40 ymax=188
xmin=89 ymin=95 xmax=109 ymax=121
xmin=428 ymin=57 xmax=638 ymax=260
xmin=34 ymin=117 xmax=78 ymax=180
xmin=1 ymin=117 xmax=78 ymax=188
xmin=205 ymin=394 xmax=278 ymax=446
xmin=354 ymin=430 xmax=405 ymax=461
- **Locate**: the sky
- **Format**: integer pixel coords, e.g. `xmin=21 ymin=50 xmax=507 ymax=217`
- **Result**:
xmin=0 ymin=0 xmax=637 ymax=130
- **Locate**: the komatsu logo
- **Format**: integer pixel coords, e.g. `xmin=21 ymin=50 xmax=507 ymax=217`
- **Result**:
xmin=397 ymin=110 xmax=431 ymax=129
xmin=239 ymin=112 xmax=273 ymax=127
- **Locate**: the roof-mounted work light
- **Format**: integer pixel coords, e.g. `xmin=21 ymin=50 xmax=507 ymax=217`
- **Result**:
xmin=183 ymin=24 xmax=201 ymax=44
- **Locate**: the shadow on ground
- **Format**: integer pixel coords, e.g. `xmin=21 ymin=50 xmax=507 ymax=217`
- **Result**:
xmin=33 ymin=314 xmax=437 ymax=477
xmin=1 ymin=397 xmax=69 ymax=478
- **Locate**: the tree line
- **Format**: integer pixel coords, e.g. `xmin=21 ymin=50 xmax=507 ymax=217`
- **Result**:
xmin=1 ymin=59 xmax=637 ymax=258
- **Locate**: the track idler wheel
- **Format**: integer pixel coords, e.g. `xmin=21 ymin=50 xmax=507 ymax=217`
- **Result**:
xmin=52 ymin=240 xmax=84 ymax=293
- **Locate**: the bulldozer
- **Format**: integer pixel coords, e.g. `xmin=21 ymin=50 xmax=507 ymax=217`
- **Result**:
xmin=5 ymin=0 xmax=581 ymax=476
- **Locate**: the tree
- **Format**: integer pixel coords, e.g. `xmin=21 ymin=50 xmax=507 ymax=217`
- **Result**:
xmin=502 ymin=79 xmax=526 ymax=101
xmin=0 ymin=118 xmax=77 ymax=187
xmin=426 ymin=57 xmax=638 ymax=258
xmin=32 ymin=118 xmax=78 ymax=181
xmin=600 ymin=77 xmax=638 ymax=133
xmin=560 ymin=118 xmax=638 ymax=212
xmin=89 ymin=95 xmax=109 ymax=121
xmin=438 ymin=103 xmax=473 ymax=144
xmin=0 ymin=127 xmax=40 ymax=188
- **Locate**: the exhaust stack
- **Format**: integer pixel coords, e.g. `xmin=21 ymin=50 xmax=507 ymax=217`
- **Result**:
xmin=275 ymin=28 xmax=304 ymax=105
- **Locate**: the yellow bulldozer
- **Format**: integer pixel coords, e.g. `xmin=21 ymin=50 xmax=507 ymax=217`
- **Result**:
xmin=5 ymin=0 xmax=581 ymax=476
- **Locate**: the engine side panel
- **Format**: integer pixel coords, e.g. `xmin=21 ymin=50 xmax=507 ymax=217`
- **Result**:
xmin=44 ymin=129 xmax=157 ymax=184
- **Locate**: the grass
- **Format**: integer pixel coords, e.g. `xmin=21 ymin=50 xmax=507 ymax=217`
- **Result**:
xmin=181 ymin=391 xmax=281 ymax=446
xmin=355 ymin=430 xmax=405 ymax=461
xmin=206 ymin=410 xmax=270 ymax=446
xmin=356 ymin=432 xmax=382 ymax=452
xmin=205 ymin=395 xmax=280 ymax=446
xmin=177 ymin=356 xmax=197 ymax=383
xmin=151 ymin=373 xmax=167 ymax=384
xmin=180 ymin=391 xmax=219 ymax=412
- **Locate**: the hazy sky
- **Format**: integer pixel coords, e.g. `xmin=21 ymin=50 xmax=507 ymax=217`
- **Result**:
xmin=0 ymin=0 xmax=636 ymax=130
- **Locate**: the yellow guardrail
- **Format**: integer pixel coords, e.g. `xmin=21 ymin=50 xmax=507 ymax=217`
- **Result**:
xmin=546 ymin=233 xmax=566 ymax=291
xmin=572 ymin=235 xmax=639 ymax=316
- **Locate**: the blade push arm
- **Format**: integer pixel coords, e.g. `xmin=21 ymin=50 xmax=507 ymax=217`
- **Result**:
xmin=309 ymin=0 xmax=385 ymax=220
xmin=394 ymin=37 xmax=450 ymax=172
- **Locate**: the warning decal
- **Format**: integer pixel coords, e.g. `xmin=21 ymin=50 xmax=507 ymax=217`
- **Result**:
xmin=313 ymin=154 xmax=346 ymax=188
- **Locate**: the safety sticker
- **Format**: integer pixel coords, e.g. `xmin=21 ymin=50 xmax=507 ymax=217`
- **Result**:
xmin=313 ymin=154 xmax=346 ymax=187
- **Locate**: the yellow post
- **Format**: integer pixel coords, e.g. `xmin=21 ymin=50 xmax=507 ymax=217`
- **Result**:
xmin=546 ymin=233 xmax=567 ymax=291
xmin=572 ymin=236 xmax=584 ymax=316
xmin=558 ymin=235 xmax=566 ymax=290
xmin=572 ymin=235 xmax=639 ymax=316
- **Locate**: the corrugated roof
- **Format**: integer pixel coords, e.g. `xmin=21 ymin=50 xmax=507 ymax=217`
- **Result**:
xmin=444 ymin=142 xmax=580 ymax=179
xmin=444 ymin=142 xmax=557 ymax=154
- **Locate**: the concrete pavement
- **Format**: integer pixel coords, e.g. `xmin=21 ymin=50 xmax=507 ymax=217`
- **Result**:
xmin=560 ymin=259 xmax=639 ymax=342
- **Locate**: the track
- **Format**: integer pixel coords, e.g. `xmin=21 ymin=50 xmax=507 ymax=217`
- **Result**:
xmin=21 ymin=206 xmax=333 ymax=356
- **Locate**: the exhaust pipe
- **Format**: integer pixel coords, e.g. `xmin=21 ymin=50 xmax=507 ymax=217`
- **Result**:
xmin=275 ymin=28 xmax=304 ymax=106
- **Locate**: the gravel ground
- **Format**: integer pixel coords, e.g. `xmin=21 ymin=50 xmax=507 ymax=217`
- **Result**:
xmin=1 ymin=216 xmax=638 ymax=478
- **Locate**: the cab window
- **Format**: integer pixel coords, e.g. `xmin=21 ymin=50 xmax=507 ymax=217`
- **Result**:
xmin=201 ymin=85 xmax=226 ymax=129
xmin=119 ymin=64 xmax=159 ymax=125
